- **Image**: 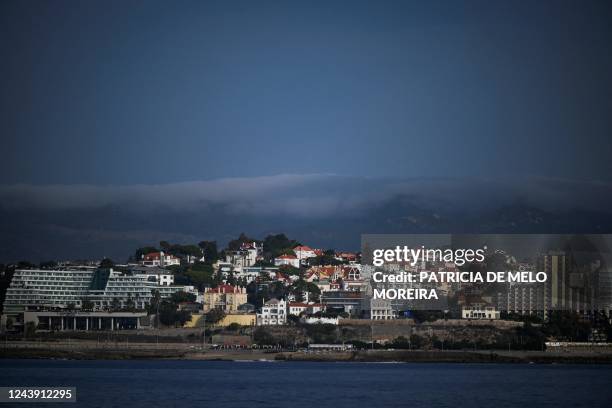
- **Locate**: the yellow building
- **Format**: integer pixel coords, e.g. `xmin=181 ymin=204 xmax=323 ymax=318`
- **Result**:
xmin=203 ymin=284 xmax=247 ymax=313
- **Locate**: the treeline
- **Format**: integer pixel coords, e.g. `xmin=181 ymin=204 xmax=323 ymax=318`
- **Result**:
xmin=133 ymin=240 xmax=219 ymax=264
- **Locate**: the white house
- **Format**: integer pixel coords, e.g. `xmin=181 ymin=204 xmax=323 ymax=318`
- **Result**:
xmin=368 ymin=298 xmax=395 ymax=320
xmin=274 ymin=254 xmax=300 ymax=268
xmin=141 ymin=251 xmax=180 ymax=267
xmin=225 ymin=250 xmax=254 ymax=268
xmin=288 ymin=302 xmax=326 ymax=316
xmin=288 ymin=302 xmax=309 ymax=316
xmin=287 ymin=291 xmax=310 ymax=303
xmin=232 ymin=267 xmax=277 ymax=284
xmin=225 ymin=242 xmax=263 ymax=267
xmin=240 ymin=241 xmax=263 ymax=261
xmin=138 ymin=268 xmax=175 ymax=286
xmin=293 ymin=245 xmax=317 ymax=262
xmin=462 ymin=305 xmax=500 ymax=320
xmin=215 ymin=261 xmax=233 ymax=274
xmin=314 ymin=279 xmax=332 ymax=292
xmin=256 ymin=298 xmax=287 ymax=325
xmin=308 ymin=303 xmax=325 ymax=314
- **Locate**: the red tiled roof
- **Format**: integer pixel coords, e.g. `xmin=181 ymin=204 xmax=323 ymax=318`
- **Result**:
xmin=207 ymin=284 xmax=243 ymax=294
xmin=240 ymin=242 xmax=259 ymax=250
xmin=143 ymin=252 xmax=180 ymax=261
xmin=276 ymin=254 xmax=297 ymax=259
xmin=143 ymin=252 xmax=161 ymax=260
xmin=294 ymin=245 xmax=313 ymax=252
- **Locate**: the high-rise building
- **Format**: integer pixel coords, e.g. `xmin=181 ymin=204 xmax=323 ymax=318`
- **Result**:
xmin=541 ymin=251 xmax=568 ymax=312
xmin=539 ymin=251 xmax=604 ymax=316
xmin=497 ymin=283 xmax=546 ymax=317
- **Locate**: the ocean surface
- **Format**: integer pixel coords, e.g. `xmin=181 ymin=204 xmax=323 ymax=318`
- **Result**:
xmin=1 ymin=360 xmax=611 ymax=408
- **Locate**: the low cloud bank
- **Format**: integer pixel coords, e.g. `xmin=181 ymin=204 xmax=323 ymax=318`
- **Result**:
xmin=0 ymin=174 xmax=611 ymax=262
xmin=1 ymin=174 xmax=611 ymax=216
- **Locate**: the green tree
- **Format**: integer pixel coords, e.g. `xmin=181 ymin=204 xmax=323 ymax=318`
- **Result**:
xmin=253 ymin=259 xmax=274 ymax=267
xmin=39 ymin=260 xmax=57 ymax=269
xmin=125 ymin=297 xmax=136 ymax=312
xmin=17 ymin=261 xmax=36 ymax=269
xmin=279 ymin=265 xmax=301 ymax=277
xmin=411 ymin=310 xmax=444 ymax=323
xmin=184 ymin=263 xmax=219 ymax=290
xmin=409 ymin=334 xmax=425 ymax=349
xmin=175 ymin=310 xmax=192 ymax=326
xmin=263 ymin=234 xmax=300 ymax=259
xmin=25 ymin=321 xmax=36 ymax=338
xmin=253 ymin=327 xmax=276 ymax=345
xmin=228 ymin=233 xmax=258 ymax=251
xmin=268 ymin=281 xmax=289 ymax=300
xmin=205 ymin=308 xmax=226 ymax=324
xmin=391 ymin=336 xmax=411 ymax=349
xmin=0 ymin=265 xmax=16 ymax=314
xmin=198 ymin=241 xmax=219 ymax=264
xmin=227 ymin=322 xmax=241 ymax=331
xmin=226 ymin=271 xmax=238 ymax=286
xmin=148 ymin=289 xmax=161 ymax=314
xmin=81 ymin=298 xmax=95 ymax=311
xmin=158 ymin=300 xmax=191 ymax=327
xmin=544 ymin=311 xmax=592 ymax=341
xmin=167 ymin=244 xmax=203 ymax=258
xmin=159 ymin=300 xmax=178 ymax=326
xmin=135 ymin=246 xmax=158 ymax=260
xmin=308 ymin=250 xmax=342 ymax=266
xmin=110 ymin=297 xmax=121 ymax=312
xmin=306 ymin=283 xmax=321 ymax=302
xmin=171 ymin=291 xmax=196 ymax=304
xmin=99 ymin=258 xmax=115 ymax=269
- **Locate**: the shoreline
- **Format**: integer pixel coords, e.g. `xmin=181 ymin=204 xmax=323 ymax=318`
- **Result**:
xmin=275 ymin=350 xmax=612 ymax=364
xmin=2 ymin=347 xmax=612 ymax=364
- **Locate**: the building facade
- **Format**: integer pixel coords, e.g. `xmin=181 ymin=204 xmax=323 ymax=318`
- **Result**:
xmin=368 ymin=298 xmax=396 ymax=320
xmin=462 ymin=305 xmax=500 ymax=320
xmin=321 ymin=290 xmax=364 ymax=316
xmin=293 ymin=246 xmax=317 ymax=263
xmin=141 ymin=251 xmax=180 ymax=267
xmin=274 ymin=254 xmax=300 ymax=268
xmin=203 ymin=285 xmax=247 ymax=313
xmin=1 ymin=267 xmax=189 ymax=332
xmin=256 ymin=298 xmax=287 ymax=325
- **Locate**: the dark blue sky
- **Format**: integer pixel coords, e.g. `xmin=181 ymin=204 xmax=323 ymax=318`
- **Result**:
xmin=2 ymin=0 xmax=611 ymax=185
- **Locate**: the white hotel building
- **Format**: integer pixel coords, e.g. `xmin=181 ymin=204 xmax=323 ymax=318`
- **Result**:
xmin=0 ymin=267 xmax=190 ymax=332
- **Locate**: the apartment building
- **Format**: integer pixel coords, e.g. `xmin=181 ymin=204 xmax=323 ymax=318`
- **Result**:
xmin=256 ymin=298 xmax=287 ymax=325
